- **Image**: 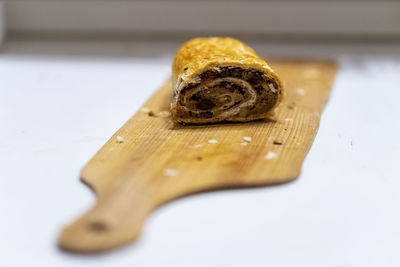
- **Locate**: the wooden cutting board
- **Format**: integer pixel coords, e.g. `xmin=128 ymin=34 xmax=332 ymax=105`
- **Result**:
xmin=58 ymin=60 xmax=337 ymax=253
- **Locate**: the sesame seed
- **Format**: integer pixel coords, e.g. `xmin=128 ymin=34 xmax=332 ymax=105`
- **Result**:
xmin=164 ymin=169 xmax=178 ymax=176
xmin=296 ymin=88 xmax=306 ymax=95
xmin=116 ymin=135 xmax=124 ymax=143
xmin=190 ymin=144 xmax=203 ymax=148
xmin=157 ymin=111 xmax=171 ymax=118
xmin=264 ymin=151 xmax=277 ymax=160
xmin=284 ymin=118 xmax=293 ymax=122
xmin=208 ymin=139 xmax=218 ymax=144
xmin=140 ymin=107 xmax=151 ymax=114
xmin=303 ymin=68 xmax=319 ymax=78
xmin=240 ymin=142 xmax=248 ymax=146
xmin=243 ymin=136 xmax=252 ymax=142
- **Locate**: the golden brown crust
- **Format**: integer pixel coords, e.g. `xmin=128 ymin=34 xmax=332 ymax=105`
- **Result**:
xmin=171 ymin=37 xmax=285 ymax=124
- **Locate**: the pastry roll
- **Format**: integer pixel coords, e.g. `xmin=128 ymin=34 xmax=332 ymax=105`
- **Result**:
xmin=171 ymin=37 xmax=284 ymax=124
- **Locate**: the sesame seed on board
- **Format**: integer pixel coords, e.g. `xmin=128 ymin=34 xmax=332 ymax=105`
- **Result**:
xmin=116 ymin=136 xmax=124 ymax=143
xmin=140 ymin=107 xmax=151 ymax=114
xmin=190 ymin=144 xmax=203 ymax=148
xmin=243 ymin=136 xmax=252 ymax=142
xmin=157 ymin=111 xmax=171 ymax=118
xmin=295 ymin=88 xmax=306 ymax=96
xmin=163 ymin=169 xmax=178 ymax=176
xmin=264 ymin=151 xmax=277 ymax=160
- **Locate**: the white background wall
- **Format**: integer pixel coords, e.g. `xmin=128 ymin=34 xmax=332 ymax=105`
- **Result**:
xmin=2 ymin=0 xmax=400 ymax=40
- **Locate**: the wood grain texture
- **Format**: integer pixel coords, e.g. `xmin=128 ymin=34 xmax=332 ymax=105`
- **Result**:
xmin=58 ymin=60 xmax=337 ymax=253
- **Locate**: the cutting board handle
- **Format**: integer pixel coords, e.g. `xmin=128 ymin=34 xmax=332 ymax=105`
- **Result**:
xmin=59 ymin=175 xmax=155 ymax=252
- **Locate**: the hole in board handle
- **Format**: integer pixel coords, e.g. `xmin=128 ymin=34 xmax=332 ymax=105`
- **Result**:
xmin=88 ymin=221 xmax=108 ymax=232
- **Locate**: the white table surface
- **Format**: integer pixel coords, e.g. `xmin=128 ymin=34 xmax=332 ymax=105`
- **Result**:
xmin=1 ymin=39 xmax=400 ymax=267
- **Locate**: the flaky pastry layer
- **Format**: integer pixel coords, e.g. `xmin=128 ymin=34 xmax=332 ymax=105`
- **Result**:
xmin=171 ymin=37 xmax=284 ymax=124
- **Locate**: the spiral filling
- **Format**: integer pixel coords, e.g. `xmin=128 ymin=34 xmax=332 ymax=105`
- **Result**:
xmin=177 ymin=66 xmax=279 ymax=121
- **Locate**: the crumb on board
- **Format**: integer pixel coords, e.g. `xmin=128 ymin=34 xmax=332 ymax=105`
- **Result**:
xmin=163 ymin=168 xmax=178 ymax=176
xmin=273 ymin=140 xmax=283 ymax=145
xmin=143 ymin=109 xmax=170 ymax=118
xmin=243 ymin=136 xmax=252 ymax=142
xmin=240 ymin=142 xmax=248 ymax=146
xmin=140 ymin=107 xmax=151 ymax=114
xmin=284 ymin=118 xmax=293 ymax=122
xmin=208 ymin=139 xmax=218 ymax=144
xmin=264 ymin=151 xmax=277 ymax=160
xmin=190 ymin=144 xmax=204 ymax=148
xmin=157 ymin=111 xmax=171 ymax=118
xmin=116 ymin=135 xmax=124 ymax=143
